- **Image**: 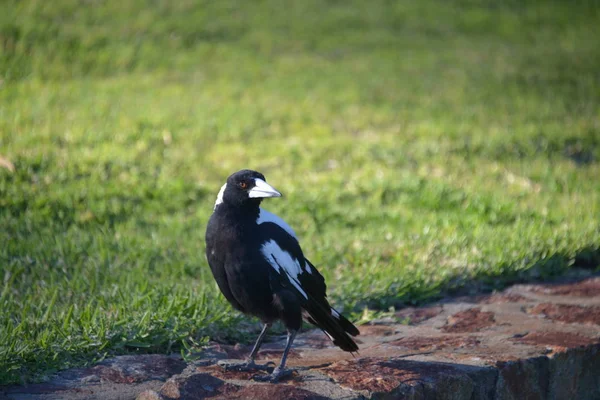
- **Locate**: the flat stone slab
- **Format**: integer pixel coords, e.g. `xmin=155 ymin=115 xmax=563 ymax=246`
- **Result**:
xmin=2 ymin=276 xmax=600 ymax=400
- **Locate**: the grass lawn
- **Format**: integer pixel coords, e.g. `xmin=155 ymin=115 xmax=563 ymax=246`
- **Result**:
xmin=1 ymin=0 xmax=599 ymax=385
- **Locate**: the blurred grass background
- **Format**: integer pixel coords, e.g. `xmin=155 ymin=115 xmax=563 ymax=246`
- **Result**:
xmin=1 ymin=0 xmax=599 ymax=385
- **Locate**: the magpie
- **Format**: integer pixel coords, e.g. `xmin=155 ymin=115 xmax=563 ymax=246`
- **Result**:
xmin=205 ymin=169 xmax=359 ymax=382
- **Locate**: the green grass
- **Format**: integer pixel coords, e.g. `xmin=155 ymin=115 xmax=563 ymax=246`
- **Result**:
xmin=1 ymin=0 xmax=600 ymax=385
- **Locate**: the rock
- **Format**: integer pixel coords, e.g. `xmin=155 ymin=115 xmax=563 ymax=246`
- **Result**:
xmin=495 ymin=357 xmax=549 ymax=400
xmin=395 ymin=305 xmax=444 ymax=324
xmin=159 ymin=371 xmax=327 ymax=400
xmin=526 ymin=303 xmax=600 ymax=325
xmin=441 ymin=308 xmax=496 ymax=333
xmin=511 ymin=331 xmax=598 ymax=349
xmin=478 ymin=293 xmax=529 ymax=304
xmin=3 ymin=275 xmax=600 ymax=400
xmin=547 ymin=345 xmax=600 ymax=400
xmin=85 ymin=354 xmax=188 ymax=384
xmin=321 ymin=357 xmax=478 ymax=399
xmin=527 ymin=277 xmax=600 ymax=297
xmin=213 ymin=384 xmax=329 ymax=400
xmin=160 ymin=373 xmax=231 ymax=399
xmin=137 ymin=390 xmax=165 ymax=400
xmin=389 ymin=335 xmax=481 ymax=351
xmin=1 ymin=354 xmax=186 ymax=400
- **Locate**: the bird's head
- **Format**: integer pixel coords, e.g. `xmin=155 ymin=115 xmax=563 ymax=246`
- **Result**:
xmin=214 ymin=169 xmax=281 ymax=209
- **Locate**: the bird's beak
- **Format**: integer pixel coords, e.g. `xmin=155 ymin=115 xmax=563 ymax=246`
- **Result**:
xmin=248 ymin=178 xmax=282 ymax=199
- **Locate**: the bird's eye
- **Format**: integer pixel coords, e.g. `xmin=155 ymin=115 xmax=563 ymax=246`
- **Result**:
xmin=239 ymin=181 xmax=248 ymax=189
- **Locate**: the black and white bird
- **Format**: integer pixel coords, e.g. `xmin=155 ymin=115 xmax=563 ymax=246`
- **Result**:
xmin=205 ymin=169 xmax=359 ymax=382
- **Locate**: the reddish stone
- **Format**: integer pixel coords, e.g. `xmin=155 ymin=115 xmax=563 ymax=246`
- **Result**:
xmin=459 ymin=292 xmax=529 ymax=305
xmin=210 ymin=343 xmax=248 ymax=360
xmin=196 ymin=365 xmax=259 ymax=382
xmin=449 ymin=351 xmax=521 ymax=364
xmin=527 ymin=303 xmax=600 ymax=325
xmin=140 ymin=356 xmax=187 ymax=379
xmin=389 ymin=335 xmax=481 ymax=351
xmin=293 ymin=330 xmax=336 ymax=348
xmin=358 ymin=325 xmax=395 ymax=336
xmin=441 ymin=308 xmax=495 ymax=333
xmin=161 ymin=373 xmax=232 ymax=399
xmin=529 ymin=278 xmax=600 ymax=297
xmin=479 ymin=293 xmax=529 ymax=304
xmin=256 ymin=348 xmax=301 ymax=361
xmin=205 ymin=342 xmax=301 ymax=362
xmin=321 ymin=357 xmax=462 ymax=393
xmin=196 ymin=364 xmax=300 ymax=383
xmin=512 ymin=332 xmax=599 ymax=349
xmin=214 ymin=384 xmax=327 ymax=400
xmin=160 ymin=372 xmax=322 ymax=400
xmin=395 ymin=305 xmax=443 ymax=324
xmin=88 ymin=355 xmax=186 ymax=384
xmin=93 ymin=365 xmax=139 ymax=384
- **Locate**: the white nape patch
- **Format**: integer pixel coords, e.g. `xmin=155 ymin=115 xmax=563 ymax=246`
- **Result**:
xmin=213 ymin=183 xmax=227 ymax=210
xmin=257 ymin=208 xmax=298 ymax=239
xmin=261 ymin=239 xmax=308 ymax=299
xmin=331 ymin=308 xmax=340 ymax=319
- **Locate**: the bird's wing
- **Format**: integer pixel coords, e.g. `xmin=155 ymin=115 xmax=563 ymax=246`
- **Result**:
xmin=258 ymin=230 xmax=325 ymax=301
xmin=257 ymin=216 xmax=360 ymax=351
xmin=256 ymin=209 xmax=326 ymax=301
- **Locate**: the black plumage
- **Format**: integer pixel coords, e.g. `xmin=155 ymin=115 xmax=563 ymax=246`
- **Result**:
xmin=205 ymin=169 xmax=359 ymax=381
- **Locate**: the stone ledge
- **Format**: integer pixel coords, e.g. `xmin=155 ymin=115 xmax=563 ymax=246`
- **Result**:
xmin=2 ymin=276 xmax=600 ymax=400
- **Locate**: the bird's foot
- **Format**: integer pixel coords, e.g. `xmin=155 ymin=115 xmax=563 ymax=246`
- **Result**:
xmin=217 ymin=359 xmax=275 ymax=372
xmin=252 ymin=367 xmax=294 ymax=383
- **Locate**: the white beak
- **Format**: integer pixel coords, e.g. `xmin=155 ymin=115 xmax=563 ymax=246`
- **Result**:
xmin=248 ymin=178 xmax=282 ymax=199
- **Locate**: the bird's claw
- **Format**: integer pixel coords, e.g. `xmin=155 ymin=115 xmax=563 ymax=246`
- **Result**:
xmin=252 ymin=367 xmax=294 ymax=383
xmin=217 ymin=359 xmax=275 ymax=372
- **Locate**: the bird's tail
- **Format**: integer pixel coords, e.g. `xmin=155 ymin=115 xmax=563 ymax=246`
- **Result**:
xmin=304 ymin=302 xmax=360 ymax=352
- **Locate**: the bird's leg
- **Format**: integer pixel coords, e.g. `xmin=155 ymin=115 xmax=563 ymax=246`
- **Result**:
xmin=218 ymin=323 xmax=274 ymax=371
xmin=247 ymin=322 xmax=271 ymax=362
xmin=253 ymin=329 xmax=297 ymax=382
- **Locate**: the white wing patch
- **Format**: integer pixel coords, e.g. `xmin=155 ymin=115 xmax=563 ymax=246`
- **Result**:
xmin=213 ymin=183 xmax=227 ymax=210
xmin=261 ymin=239 xmax=308 ymax=299
xmin=257 ymin=208 xmax=297 ymax=239
xmin=331 ymin=308 xmax=340 ymax=319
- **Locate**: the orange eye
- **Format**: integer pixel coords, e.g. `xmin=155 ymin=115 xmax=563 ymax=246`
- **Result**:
xmin=239 ymin=182 xmax=248 ymax=189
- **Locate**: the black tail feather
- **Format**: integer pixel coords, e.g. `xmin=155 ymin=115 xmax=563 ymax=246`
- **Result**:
xmin=335 ymin=310 xmax=360 ymax=337
xmin=305 ymin=302 xmax=359 ymax=352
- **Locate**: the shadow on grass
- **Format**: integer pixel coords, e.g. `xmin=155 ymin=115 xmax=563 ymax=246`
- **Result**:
xmin=359 ymin=245 xmax=600 ymax=314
